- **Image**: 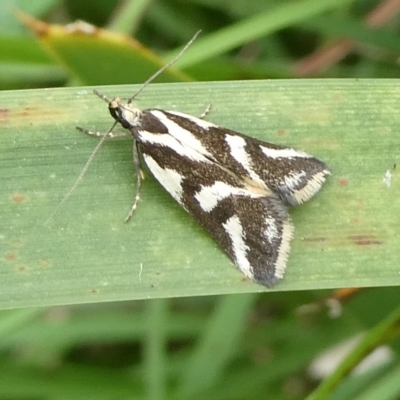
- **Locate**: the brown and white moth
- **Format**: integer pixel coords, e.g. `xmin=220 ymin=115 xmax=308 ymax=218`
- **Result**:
xmin=56 ymin=31 xmax=330 ymax=286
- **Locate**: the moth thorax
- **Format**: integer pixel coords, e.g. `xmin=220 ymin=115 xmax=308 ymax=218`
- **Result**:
xmin=121 ymin=104 xmax=142 ymax=127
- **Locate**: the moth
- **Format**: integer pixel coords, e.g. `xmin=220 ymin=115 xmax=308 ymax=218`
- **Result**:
xmin=55 ymin=32 xmax=330 ymax=287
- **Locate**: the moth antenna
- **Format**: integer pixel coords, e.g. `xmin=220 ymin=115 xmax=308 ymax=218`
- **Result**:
xmin=127 ymin=29 xmax=201 ymax=104
xmin=45 ymin=121 xmax=118 ymax=225
xmin=93 ymin=89 xmax=112 ymax=103
xmin=46 ymin=31 xmax=201 ymax=225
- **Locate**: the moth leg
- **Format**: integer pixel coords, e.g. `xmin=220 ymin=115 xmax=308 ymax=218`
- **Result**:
xmin=125 ymin=141 xmax=144 ymax=222
xmin=199 ymin=104 xmax=212 ymax=119
xmin=76 ymin=126 xmax=131 ymax=139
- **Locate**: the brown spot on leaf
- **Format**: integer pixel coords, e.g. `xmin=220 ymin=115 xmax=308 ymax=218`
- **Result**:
xmin=338 ymin=178 xmax=348 ymax=187
xmin=5 ymin=252 xmax=16 ymax=261
xmin=12 ymin=193 xmax=25 ymax=203
xmin=277 ymin=129 xmax=286 ymax=136
xmin=349 ymin=235 xmax=382 ymax=246
xmin=0 ymin=108 xmax=9 ymax=124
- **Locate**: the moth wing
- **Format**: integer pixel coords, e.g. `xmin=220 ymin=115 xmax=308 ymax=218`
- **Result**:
xmin=203 ymin=193 xmax=293 ymax=287
xmin=141 ymin=145 xmax=293 ymax=287
xmin=245 ymin=139 xmax=330 ymax=206
xmin=152 ymin=110 xmax=330 ymax=206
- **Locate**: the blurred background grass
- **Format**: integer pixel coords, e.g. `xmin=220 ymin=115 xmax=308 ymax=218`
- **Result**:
xmin=2 ymin=0 xmax=400 ymax=399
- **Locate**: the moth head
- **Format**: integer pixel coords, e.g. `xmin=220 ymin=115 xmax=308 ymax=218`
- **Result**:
xmin=108 ymin=98 xmax=142 ymax=129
